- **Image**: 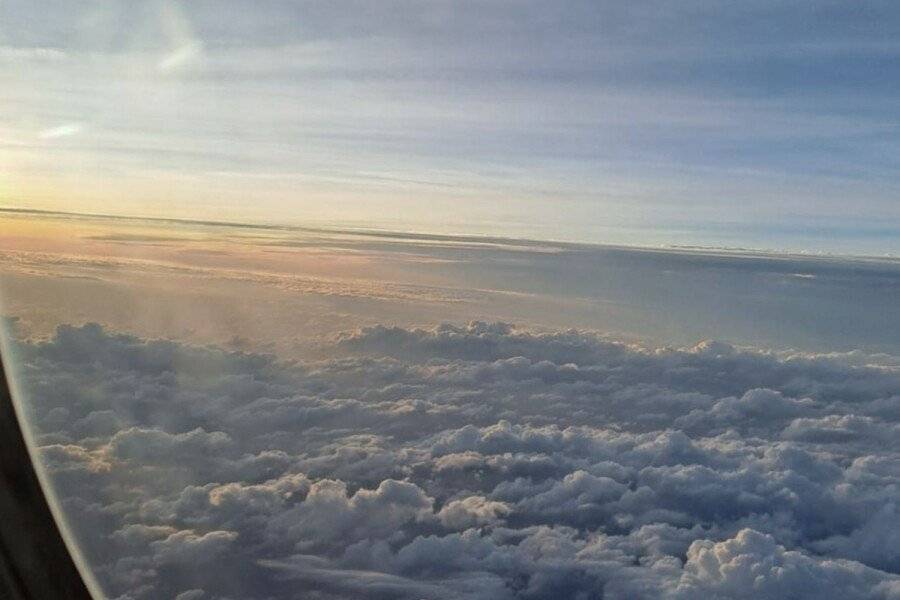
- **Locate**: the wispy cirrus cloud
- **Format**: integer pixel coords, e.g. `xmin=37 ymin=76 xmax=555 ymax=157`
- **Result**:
xmin=38 ymin=122 xmax=85 ymax=139
xmin=2 ymin=1 xmax=900 ymax=250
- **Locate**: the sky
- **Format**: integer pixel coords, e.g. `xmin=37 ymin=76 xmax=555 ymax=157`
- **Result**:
xmin=2 ymin=1 xmax=900 ymax=253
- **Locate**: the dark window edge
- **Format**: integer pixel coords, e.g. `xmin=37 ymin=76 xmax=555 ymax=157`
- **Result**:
xmin=0 ymin=344 xmax=96 ymax=599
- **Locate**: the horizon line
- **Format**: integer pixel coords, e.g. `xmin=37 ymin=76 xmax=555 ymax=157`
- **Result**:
xmin=1 ymin=205 xmax=897 ymax=264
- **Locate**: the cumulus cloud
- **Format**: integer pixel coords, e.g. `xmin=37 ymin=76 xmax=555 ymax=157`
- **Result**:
xmin=674 ymin=528 xmax=899 ymax=599
xmin=437 ymin=495 xmax=510 ymax=530
xmin=6 ymin=321 xmax=900 ymax=598
xmin=150 ymin=530 xmax=238 ymax=565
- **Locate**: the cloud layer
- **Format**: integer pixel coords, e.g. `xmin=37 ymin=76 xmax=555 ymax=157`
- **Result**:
xmin=7 ymin=321 xmax=900 ymax=599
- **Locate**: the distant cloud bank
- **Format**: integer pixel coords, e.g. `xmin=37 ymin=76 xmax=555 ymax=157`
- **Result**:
xmin=7 ymin=321 xmax=900 ymax=599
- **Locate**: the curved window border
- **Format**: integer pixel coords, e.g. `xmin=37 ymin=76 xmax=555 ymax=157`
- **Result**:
xmin=0 ymin=345 xmax=95 ymax=599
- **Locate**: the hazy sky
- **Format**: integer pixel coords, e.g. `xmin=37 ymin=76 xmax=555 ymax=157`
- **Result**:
xmin=3 ymin=1 xmax=900 ymax=252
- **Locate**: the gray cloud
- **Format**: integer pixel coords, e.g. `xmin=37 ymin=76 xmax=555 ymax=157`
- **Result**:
xmin=6 ymin=321 xmax=900 ymax=598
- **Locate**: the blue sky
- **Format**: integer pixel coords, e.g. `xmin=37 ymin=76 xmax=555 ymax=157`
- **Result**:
xmin=2 ymin=1 xmax=900 ymax=253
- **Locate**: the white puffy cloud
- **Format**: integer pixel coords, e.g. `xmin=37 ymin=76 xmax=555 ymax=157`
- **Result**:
xmin=7 ymin=321 xmax=900 ymax=599
xmin=109 ymin=427 xmax=233 ymax=465
xmin=782 ymin=415 xmax=900 ymax=446
xmin=437 ymin=495 xmax=510 ymax=530
xmin=674 ymin=528 xmax=898 ymax=599
xmin=150 ymin=529 xmax=238 ymax=565
xmin=265 ymin=478 xmax=435 ymax=551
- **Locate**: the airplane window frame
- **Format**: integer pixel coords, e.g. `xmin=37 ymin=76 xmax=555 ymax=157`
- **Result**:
xmin=0 ymin=347 xmax=94 ymax=599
